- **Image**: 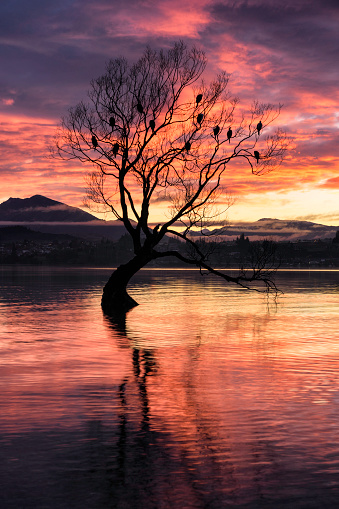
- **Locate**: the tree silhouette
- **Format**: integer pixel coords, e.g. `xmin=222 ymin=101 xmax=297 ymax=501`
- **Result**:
xmin=54 ymin=41 xmax=288 ymax=314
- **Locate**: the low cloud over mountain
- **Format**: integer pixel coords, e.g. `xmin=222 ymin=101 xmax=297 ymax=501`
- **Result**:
xmin=193 ymin=218 xmax=339 ymax=242
xmin=0 ymin=195 xmax=98 ymax=222
xmin=1 ymin=195 xmax=338 ymax=242
xmin=0 ymin=195 xmax=126 ymax=241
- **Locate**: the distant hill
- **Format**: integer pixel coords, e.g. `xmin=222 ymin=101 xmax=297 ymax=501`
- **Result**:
xmin=0 ymin=195 xmax=98 ymax=222
xmin=190 ymin=218 xmax=339 ymax=242
xmin=0 ymin=225 xmax=76 ymax=243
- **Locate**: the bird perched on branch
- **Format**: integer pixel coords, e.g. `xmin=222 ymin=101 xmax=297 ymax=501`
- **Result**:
xmin=112 ymin=143 xmax=119 ymax=157
xmin=149 ymin=119 xmax=155 ymax=133
xmin=136 ymin=103 xmax=143 ymax=114
xmin=213 ymin=125 xmax=220 ymax=137
xmin=109 ymin=117 xmax=115 ymax=129
xmin=197 ymin=113 xmax=204 ymax=124
xmin=254 ymin=150 xmax=260 ymax=163
xmin=257 ymin=121 xmax=262 ymax=135
xmin=196 ymin=94 xmax=202 ymax=106
xmin=185 ymin=141 xmax=191 ymax=152
xmin=92 ymin=135 xmax=98 ymax=148
xmin=227 ymin=127 xmax=232 ymax=143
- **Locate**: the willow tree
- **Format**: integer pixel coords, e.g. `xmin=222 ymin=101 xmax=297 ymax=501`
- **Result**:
xmin=55 ymin=41 xmax=287 ymax=314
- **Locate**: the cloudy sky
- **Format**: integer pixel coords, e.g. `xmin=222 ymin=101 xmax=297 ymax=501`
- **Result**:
xmin=1 ymin=0 xmax=338 ymax=224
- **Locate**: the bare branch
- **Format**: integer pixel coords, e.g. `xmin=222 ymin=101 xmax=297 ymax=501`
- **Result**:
xmin=53 ymin=41 xmax=289 ymax=310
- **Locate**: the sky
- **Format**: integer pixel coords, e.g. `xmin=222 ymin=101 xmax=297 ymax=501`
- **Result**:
xmin=0 ymin=0 xmax=339 ymax=225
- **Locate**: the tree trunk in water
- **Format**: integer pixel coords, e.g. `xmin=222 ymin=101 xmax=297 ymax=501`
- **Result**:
xmin=101 ymin=255 xmax=149 ymax=315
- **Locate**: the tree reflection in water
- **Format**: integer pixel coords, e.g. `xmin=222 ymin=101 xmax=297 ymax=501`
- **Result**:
xmin=100 ymin=308 xmax=339 ymax=509
xmin=101 ymin=314 xmax=246 ymax=509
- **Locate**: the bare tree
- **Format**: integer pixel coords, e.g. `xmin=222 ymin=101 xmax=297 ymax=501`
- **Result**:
xmin=54 ymin=41 xmax=288 ymax=315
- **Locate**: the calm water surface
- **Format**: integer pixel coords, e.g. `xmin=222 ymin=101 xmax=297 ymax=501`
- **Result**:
xmin=1 ymin=266 xmax=339 ymax=508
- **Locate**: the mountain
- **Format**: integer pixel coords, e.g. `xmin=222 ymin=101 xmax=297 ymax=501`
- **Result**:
xmin=0 ymin=195 xmax=127 ymax=241
xmin=0 ymin=195 xmax=98 ymax=222
xmin=192 ymin=218 xmax=339 ymax=242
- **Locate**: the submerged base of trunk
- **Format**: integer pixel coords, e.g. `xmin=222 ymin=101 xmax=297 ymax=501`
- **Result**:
xmin=101 ymin=287 xmax=139 ymax=315
xmin=101 ymin=257 xmax=148 ymax=315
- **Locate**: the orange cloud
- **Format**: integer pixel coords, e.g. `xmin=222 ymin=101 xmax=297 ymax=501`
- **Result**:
xmin=319 ymin=177 xmax=339 ymax=190
xmin=1 ymin=0 xmax=339 ymax=224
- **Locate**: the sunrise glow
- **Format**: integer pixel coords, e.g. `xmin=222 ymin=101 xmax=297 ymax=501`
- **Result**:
xmin=1 ymin=1 xmax=338 ymax=224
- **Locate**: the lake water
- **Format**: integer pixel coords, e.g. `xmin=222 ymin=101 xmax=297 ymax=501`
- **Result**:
xmin=1 ymin=266 xmax=339 ymax=508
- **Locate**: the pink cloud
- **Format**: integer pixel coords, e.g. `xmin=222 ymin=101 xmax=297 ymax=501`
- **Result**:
xmin=1 ymin=0 xmax=339 ymax=224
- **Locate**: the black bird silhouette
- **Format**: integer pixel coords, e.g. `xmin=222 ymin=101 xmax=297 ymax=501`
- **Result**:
xmin=149 ymin=119 xmax=155 ymax=132
xmin=136 ymin=103 xmax=143 ymax=114
xmin=257 ymin=121 xmax=262 ymax=135
xmin=91 ymin=135 xmax=98 ymax=148
xmin=112 ymin=143 xmax=119 ymax=156
xmin=185 ymin=141 xmax=191 ymax=152
xmin=213 ymin=125 xmax=220 ymax=137
xmin=227 ymin=127 xmax=232 ymax=143
xmin=254 ymin=150 xmax=260 ymax=163
xmin=109 ymin=117 xmax=115 ymax=129
xmin=196 ymin=94 xmax=202 ymax=105
xmin=197 ymin=113 xmax=204 ymax=124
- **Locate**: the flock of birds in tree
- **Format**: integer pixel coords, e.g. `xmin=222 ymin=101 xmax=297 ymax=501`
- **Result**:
xmin=90 ymin=94 xmax=263 ymax=163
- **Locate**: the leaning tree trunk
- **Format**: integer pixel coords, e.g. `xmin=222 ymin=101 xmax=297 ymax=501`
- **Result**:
xmin=101 ymin=254 xmax=151 ymax=315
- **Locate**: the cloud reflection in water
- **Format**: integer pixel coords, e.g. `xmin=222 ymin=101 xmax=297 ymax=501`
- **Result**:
xmin=1 ymin=267 xmax=339 ymax=508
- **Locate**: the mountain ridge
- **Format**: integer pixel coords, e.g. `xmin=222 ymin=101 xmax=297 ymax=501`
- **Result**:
xmin=200 ymin=217 xmax=339 ymax=242
xmin=0 ymin=195 xmax=99 ymax=222
xmin=0 ymin=195 xmax=338 ymax=242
